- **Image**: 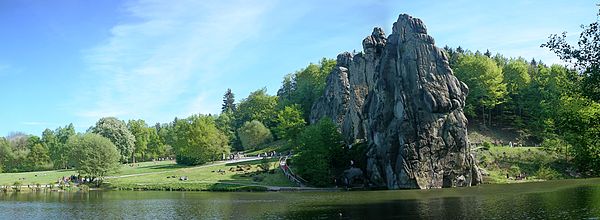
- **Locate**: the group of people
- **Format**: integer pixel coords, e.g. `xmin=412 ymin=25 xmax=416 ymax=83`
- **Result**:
xmin=226 ymin=152 xmax=245 ymax=160
xmin=58 ymin=175 xmax=94 ymax=185
xmin=258 ymin=151 xmax=278 ymax=158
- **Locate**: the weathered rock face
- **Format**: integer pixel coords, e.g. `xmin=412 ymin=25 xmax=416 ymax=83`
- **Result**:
xmin=310 ymin=14 xmax=481 ymax=189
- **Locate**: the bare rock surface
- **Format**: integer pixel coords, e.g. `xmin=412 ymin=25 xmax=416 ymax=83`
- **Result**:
xmin=310 ymin=14 xmax=480 ymax=189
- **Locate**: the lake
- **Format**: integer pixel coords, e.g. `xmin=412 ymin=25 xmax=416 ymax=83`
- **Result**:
xmin=1 ymin=178 xmax=599 ymax=219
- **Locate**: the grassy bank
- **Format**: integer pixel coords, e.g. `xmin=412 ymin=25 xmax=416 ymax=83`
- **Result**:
xmin=0 ymin=160 xmax=182 ymax=186
xmin=475 ymin=146 xmax=573 ymax=184
xmin=0 ymin=158 xmax=296 ymax=192
xmin=106 ymin=158 xmax=295 ymax=191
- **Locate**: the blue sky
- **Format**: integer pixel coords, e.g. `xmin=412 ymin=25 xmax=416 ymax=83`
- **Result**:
xmin=0 ymin=0 xmax=598 ymax=136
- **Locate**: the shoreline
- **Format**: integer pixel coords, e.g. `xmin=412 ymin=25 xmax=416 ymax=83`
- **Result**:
xmin=3 ymin=177 xmax=597 ymax=194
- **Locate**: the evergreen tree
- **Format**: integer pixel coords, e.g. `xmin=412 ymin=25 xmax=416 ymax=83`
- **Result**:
xmin=222 ymin=88 xmax=236 ymax=113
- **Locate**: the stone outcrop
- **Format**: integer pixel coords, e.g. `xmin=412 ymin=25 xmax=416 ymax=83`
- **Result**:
xmin=310 ymin=14 xmax=481 ymax=189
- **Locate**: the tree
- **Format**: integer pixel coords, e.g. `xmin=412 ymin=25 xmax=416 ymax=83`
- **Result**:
xmin=503 ymin=58 xmax=531 ymax=117
xmin=26 ymin=143 xmax=52 ymax=171
xmin=215 ymin=111 xmax=240 ymax=151
xmin=293 ymin=118 xmax=344 ymax=187
xmin=454 ymin=54 xmax=507 ymax=124
xmin=172 ymin=115 xmax=230 ymax=165
xmin=90 ymin=117 xmax=135 ymax=163
xmin=68 ymin=133 xmax=120 ymax=186
xmin=277 ymin=58 xmax=336 ymax=120
xmin=0 ymin=138 xmax=11 ymax=173
xmin=146 ymin=127 xmax=166 ymax=160
xmin=222 ymin=88 xmax=236 ymax=113
xmin=555 ymin=96 xmax=600 ymax=175
xmin=522 ymin=65 xmax=579 ymax=139
xmin=237 ymin=120 xmax=273 ymax=150
xmin=274 ymin=105 xmax=306 ymax=141
xmin=127 ymin=119 xmax=149 ymax=163
xmin=542 ymin=6 xmax=600 ymax=102
xmin=235 ymin=88 xmax=278 ymax=128
xmin=49 ymin=124 xmax=76 ymax=169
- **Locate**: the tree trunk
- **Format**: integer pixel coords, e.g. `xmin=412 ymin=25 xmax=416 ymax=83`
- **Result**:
xmin=132 ymin=152 xmax=136 ymax=166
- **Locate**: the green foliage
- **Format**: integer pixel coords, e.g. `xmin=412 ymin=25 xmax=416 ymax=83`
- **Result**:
xmin=294 ymin=118 xmax=344 ymax=187
xmin=503 ymin=58 xmax=531 ymax=95
xmin=454 ymin=53 xmax=506 ymax=118
xmin=68 ymin=133 xmax=120 ymax=184
xmin=482 ymin=141 xmax=492 ymax=150
xmin=274 ymin=105 xmax=306 ymax=141
xmin=508 ymin=165 xmax=521 ymax=177
xmin=555 ymin=96 xmax=600 ymax=175
xmin=542 ymin=6 xmax=600 ymax=102
xmin=215 ymin=111 xmax=239 ymax=151
xmin=172 ymin=115 xmax=230 ymax=166
xmin=90 ymin=117 xmax=136 ymax=163
xmin=47 ymin=124 xmax=76 ymax=169
xmin=259 ymin=157 xmax=270 ymax=172
xmin=535 ymin=166 xmax=561 ymax=180
xmin=235 ymin=88 xmax=278 ymax=128
xmin=127 ymin=119 xmax=149 ymax=162
xmin=146 ymin=126 xmax=166 ymax=160
xmin=237 ymin=120 xmax=273 ymax=150
xmin=277 ymin=58 xmax=336 ymax=120
xmin=541 ymin=138 xmax=569 ymax=153
xmin=26 ymin=143 xmax=52 ymax=171
xmin=222 ymin=88 xmax=236 ymax=113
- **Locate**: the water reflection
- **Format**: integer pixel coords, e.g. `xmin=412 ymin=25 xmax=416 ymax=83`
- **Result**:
xmin=0 ymin=179 xmax=599 ymax=219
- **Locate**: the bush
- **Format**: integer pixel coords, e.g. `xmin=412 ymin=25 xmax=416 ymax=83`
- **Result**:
xmin=535 ymin=166 xmax=561 ymax=180
xmin=259 ymin=158 xmax=271 ymax=172
xmin=79 ymin=184 xmax=90 ymax=191
xmin=252 ymin=175 xmax=265 ymax=182
xmin=508 ymin=165 xmax=521 ymax=177
xmin=237 ymin=120 xmax=273 ymax=150
xmin=294 ymin=118 xmax=344 ymax=187
xmin=482 ymin=141 xmax=492 ymax=150
xmin=13 ymin=181 xmax=22 ymax=191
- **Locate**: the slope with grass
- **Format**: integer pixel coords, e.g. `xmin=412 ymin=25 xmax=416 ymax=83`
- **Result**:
xmin=0 ymin=158 xmax=297 ymax=191
xmin=106 ymin=158 xmax=296 ymax=191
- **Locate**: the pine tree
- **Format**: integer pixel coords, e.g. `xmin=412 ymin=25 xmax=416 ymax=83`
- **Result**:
xmin=222 ymin=88 xmax=236 ymax=113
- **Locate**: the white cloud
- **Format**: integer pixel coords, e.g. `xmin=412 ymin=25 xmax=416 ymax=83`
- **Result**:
xmin=77 ymin=0 xmax=274 ymax=121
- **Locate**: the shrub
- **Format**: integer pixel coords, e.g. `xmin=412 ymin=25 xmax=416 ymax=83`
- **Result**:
xmin=237 ymin=120 xmax=273 ymax=150
xmin=508 ymin=165 xmax=521 ymax=177
xmin=252 ymin=175 xmax=265 ymax=182
xmin=482 ymin=141 xmax=492 ymax=150
xmin=535 ymin=166 xmax=561 ymax=180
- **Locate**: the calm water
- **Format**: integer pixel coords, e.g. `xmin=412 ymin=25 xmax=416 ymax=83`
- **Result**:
xmin=1 ymin=178 xmax=599 ymax=219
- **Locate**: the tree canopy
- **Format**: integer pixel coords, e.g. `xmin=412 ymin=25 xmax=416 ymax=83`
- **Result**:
xmin=171 ymin=114 xmax=230 ymax=165
xmin=90 ymin=117 xmax=136 ymax=163
xmin=453 ymin=53 xmax=506 ymax=118
xmin=237 ymin=120 xmax=273 ymax=150
xmin=68 ymin=133 xmax=120 ymax=185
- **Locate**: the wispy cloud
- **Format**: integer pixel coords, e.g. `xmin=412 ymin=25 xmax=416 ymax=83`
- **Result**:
xmin=76 ymin=0 xmax=275 ymax=121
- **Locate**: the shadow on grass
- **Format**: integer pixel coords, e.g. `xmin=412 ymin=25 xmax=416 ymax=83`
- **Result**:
xmin=225 ymin=158 xmax=278 ymax=166
xmin=142 ymin=164 xmax=187 ymax=170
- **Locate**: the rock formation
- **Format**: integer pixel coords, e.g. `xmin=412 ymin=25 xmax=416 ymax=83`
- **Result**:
xmin=310 ymin=14 xmax=481 ymax=189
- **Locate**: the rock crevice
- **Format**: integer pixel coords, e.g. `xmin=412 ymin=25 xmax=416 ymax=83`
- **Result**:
xmin=310 ymin=14 xmax=480 ymax=189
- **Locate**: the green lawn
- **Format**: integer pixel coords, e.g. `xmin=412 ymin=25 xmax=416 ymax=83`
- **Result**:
xmin=0 ymin=160 xmax=181 ymax=186
xmin=107 ymin=158 xmax=295 ymax=191
xmin=0 ymin=159 xmax=295 ymax=190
